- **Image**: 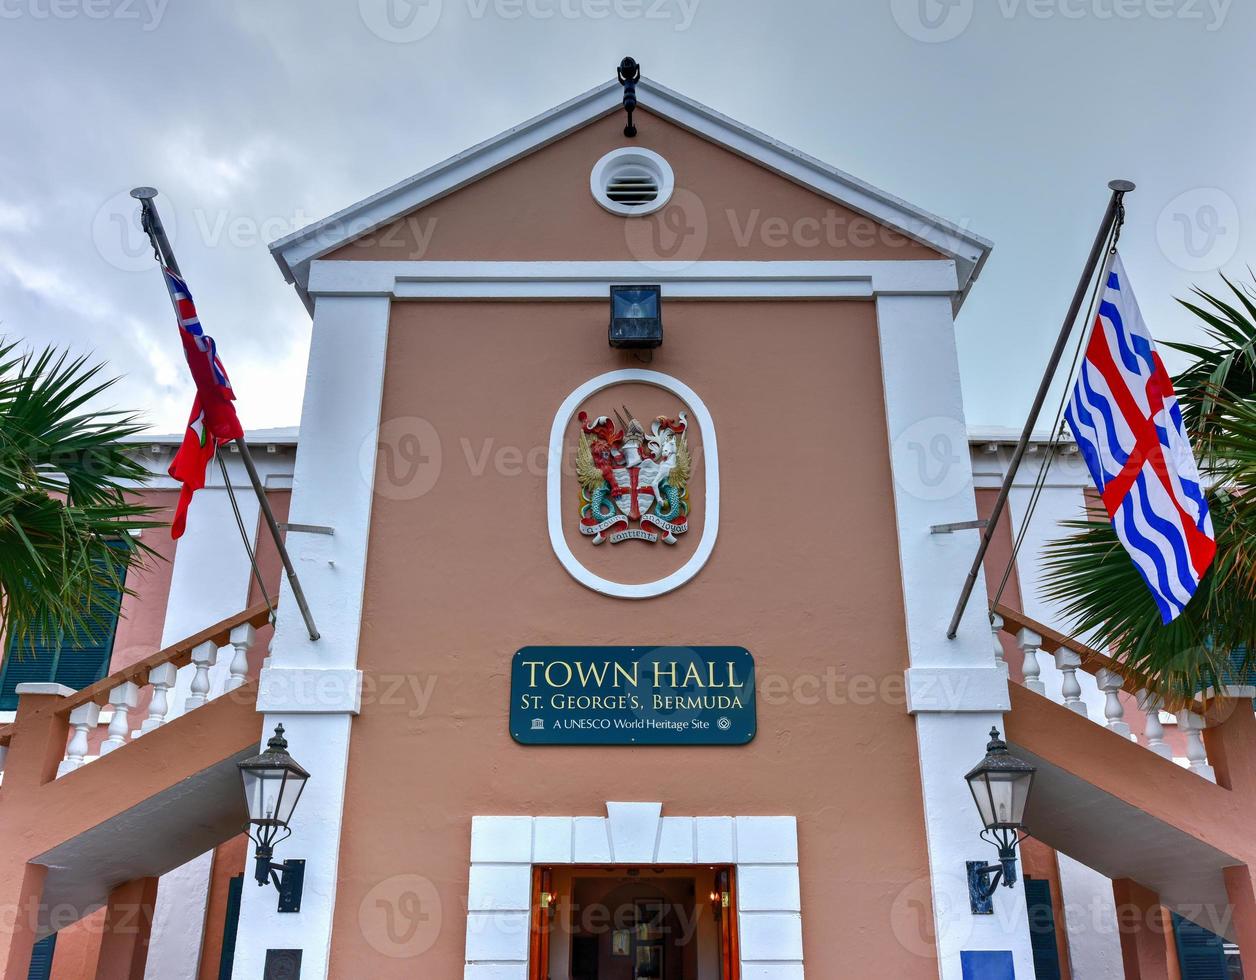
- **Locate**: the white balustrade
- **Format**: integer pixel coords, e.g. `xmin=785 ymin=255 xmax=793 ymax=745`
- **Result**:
xmin=57 ymin=702 xmax=102 ymax=775
xmin=1177 ymin=711 xmax=1216 ymax=782
xmin=100 ymin=682 xmax=139 ymax=756
xmin=997 ymin=618 xmax=1222 ymax=777
xmin=1054 ymin=649 xmax=1087 ymax=716
xmin=225 ymin=623 xmax=255 ymax=693
xmin=1017 ymin=628 xmax=1046 ymax=696
xmin=991 ymin=614 xmax=1007 ymax=675
xmin=184 ymin=641 xmax=220 ymax=711
xmin=1137 ymin=690 xmax=1173 ymax=759
xmin=138 ymin=663 xmax=178 ymax=736
xmin=1095 ymin=668 xmax=1130 ymax=737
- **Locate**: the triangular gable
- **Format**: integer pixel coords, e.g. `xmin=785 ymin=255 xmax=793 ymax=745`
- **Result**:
xmin=270 ymin=77 xmax=991 ymax=310
xmin=325 ymin=109 xmax=943 ymax=266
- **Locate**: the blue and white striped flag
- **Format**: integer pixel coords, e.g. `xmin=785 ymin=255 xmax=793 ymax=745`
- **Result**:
xmin=1064 ymin=251 xmax=1217 ymax=623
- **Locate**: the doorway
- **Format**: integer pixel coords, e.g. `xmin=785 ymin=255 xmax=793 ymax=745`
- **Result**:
xmin=529 ymin=865 xmax=740 ymax=980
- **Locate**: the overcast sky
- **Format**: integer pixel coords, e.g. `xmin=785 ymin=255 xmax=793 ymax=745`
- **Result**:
xmin=1 ymin=0 xmax=1252 ymax=436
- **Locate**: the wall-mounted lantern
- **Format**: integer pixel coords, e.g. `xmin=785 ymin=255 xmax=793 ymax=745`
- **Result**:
xmin=964 ymin=727 xmax=1036 ymax=914
xmin=238 ymin=724 xmax=310 ymax=913
xmin=609 ymin=284 xmax=662 ymax=350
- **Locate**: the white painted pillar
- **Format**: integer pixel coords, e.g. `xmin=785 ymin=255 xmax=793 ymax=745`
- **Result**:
xmin=231 ymin=295 xmax=389 ymax=979
xmin=144 ymin=479 xmax=260 ymax=980
xmin=878 ymin=294 xmax=1036 ymax=980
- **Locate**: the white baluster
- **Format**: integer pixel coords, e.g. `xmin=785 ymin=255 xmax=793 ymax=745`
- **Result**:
xmin=1095 ymin=668 xmax=1130 ymax=737
xmin=990 ymin=614 xmax=1007 ymax=676
xmin=226 ymin=623 xmax=255 ymax=693
xmin=1177 ymin=710 xmax=1216 ymax=782
xmin=100 ymin=683 xmax=139 ymax=755
xmin=1054 ymin=649 xmax=1087 ymax=716
xmin=1017 ymin=628 xmax=1046 ymax=695
xmin=58 ymin=702 xmax=102 ymax=775
xmin=184 ymin=641 xmax=219 ymax=711
xmin=1137 ymin=690 xmax=1173 ymax=759
xmin=138 ymin=663 xmax=178 ymax=736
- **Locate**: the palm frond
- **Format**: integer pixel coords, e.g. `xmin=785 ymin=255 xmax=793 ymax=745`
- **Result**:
xmin=0 ymin=341 xmax=165 ymax=652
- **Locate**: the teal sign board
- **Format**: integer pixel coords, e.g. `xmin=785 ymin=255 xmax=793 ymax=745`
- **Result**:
xmin=511 ymin=646 xmax=756 ymax=745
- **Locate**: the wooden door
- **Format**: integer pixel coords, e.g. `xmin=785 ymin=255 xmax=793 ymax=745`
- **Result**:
xmin=529 ymin=867 xmax=554 ymax=980
xmin=714 ymin=867 xmax=741 ymax=980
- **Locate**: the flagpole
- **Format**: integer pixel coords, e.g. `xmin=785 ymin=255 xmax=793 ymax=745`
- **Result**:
xmin=131 ymin=186 xmax=321 ymax=642
xmin=945 ymin=178 xmax=1134 ymax=640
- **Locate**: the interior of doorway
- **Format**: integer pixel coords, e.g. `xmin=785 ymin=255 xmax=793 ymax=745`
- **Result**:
xmin=528 ymin=864 xmax=740 ymax=980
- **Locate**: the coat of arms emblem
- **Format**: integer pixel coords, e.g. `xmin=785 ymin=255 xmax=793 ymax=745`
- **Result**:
xmin=576 ymin=407 xmax=691 ymax=545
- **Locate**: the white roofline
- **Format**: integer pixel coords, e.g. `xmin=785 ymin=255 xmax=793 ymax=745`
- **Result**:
xmin=124 ymin=426 xmax=1058 ymax=449
xmin=270 ymin=75 xmax=992 ymax=313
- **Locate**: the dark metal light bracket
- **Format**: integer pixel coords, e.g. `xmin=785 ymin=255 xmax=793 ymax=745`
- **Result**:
xmin=967 ymin=860 xmax=1001 ymax=914
xmin=617 ymin=57 xmax=641 ymax=137
xmin=276 ymin=859 xmax=305 ymax=913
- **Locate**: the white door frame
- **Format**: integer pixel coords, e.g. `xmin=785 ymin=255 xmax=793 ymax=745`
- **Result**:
xmin=464 ymin=801 xmax=804 ymax=978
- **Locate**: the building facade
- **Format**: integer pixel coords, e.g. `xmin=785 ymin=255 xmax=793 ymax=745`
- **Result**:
xmin=1 ymin=74 xmax=1253 ymax=980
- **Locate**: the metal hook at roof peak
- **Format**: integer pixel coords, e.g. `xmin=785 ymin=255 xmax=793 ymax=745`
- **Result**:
xmin=617 ymin=56 xmax=641 ymax=137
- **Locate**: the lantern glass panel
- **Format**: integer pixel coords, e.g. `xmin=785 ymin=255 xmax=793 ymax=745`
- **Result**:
xmin=968 ymin=769 xmax=1034 ymax=829
xmin=612 ymin=287 xmax=659 ymax=320
xmin=240 ymin=764 xmax=308 ymax=827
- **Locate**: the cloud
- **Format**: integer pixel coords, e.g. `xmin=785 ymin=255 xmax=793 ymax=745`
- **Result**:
xmin=0 ymin=0 xmax=1251 ymax=436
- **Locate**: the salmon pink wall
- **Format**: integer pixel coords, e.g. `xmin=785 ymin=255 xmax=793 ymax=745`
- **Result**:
xmin=328 ymin=109 xmax=942 ymax=265
xmin=327 ymin=297 xmax=934 ymax=977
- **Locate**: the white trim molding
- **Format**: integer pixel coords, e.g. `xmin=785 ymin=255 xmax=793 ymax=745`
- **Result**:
xmin=875 ymin=294 xmax=1032 ymax=978
xmin=306 ymin=259 xmax=961 ymax=301
xmin=231 ymin=294 xmax=392 ymax=980
xmin=465 ymin=802 xmax=803 ymax=979
xmin=547 ymin=370 xmax=718 ymax=599
xmin=270 ymin=76 xmax=990 ymax=312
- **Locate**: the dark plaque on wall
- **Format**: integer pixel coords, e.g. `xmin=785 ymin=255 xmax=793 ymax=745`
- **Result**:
xmin=511 ymin=646 xmax=756 ymax=745
xmin=263 ymin=948 xmax=302 ymax=980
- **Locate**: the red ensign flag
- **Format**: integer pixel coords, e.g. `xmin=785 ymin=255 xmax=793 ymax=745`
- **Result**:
xmin=163 ymin=267 xmax=243 ymax=538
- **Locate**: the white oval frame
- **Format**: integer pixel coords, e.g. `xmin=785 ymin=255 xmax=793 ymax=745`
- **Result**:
xmin=548 ymin=369 xmax=719 ymax=599
xmin=589 ymin=147 xmax=676 ymax=217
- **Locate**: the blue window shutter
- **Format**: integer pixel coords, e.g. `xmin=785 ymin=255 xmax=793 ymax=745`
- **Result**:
xmin=218 ymin=874 xmax=245 ymax=980
xmin=0 ymin=631 xmax=58 ymax=711
xmin=1173 ymin=913 xmax=1230 ymax=979
xmin=1024 ymin=878 xmax=1062 ymax=980
xmin=0 ymin=552 xmax=126 ymax=709
xmin=27 ymin=933 xmax=57 ymax=980
xmin=52 ymin=573 xmax=124 ymax=691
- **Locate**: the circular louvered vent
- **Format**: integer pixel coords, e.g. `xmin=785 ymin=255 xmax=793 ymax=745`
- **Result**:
xmin=606 ymin=166 xmax=659 ymax=206
xmin=591 ymin=148 xmax=674 ymax=216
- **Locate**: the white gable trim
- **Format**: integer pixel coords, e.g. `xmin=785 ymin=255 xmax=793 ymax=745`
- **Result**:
xmin=305 ymin=258 xmax=960 ymax=300
xmin=271 ymin=78 xmax=991 ymax=311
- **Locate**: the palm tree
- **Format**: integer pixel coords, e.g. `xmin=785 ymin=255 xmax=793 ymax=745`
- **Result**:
xmin=0 ymin=342 xmax=160 ymax=654
xmin=1040 ymin=275 xmax=1256 ymax=698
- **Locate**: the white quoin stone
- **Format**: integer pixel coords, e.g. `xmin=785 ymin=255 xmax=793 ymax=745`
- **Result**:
xmin=1177 ymin=710 xmax=1216 ymax=782
xmin=226 ymin=623 xmax=256 ymax=693
xmin=184 ymin=641 xmax=220 ymax=711
xmin=58 ymin=702 xmax=102 ymax=776
xmin=990 ymin=614 xmax=1007 ymax=676
xmin=1054 ymin=649 xmax=1087 ymax=717
xmin=1095 ymin=668 xmax=1130 ymax=737
xmin=100 ymin=682 xmax=139 ymax=755
xmin=138 ymin=663 xmax=179 ymax=736
xmin=1138 ymin=691 xmax=1173 ymax=759
xmin=1017 ymin=628 xmax=1046 ymax=696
